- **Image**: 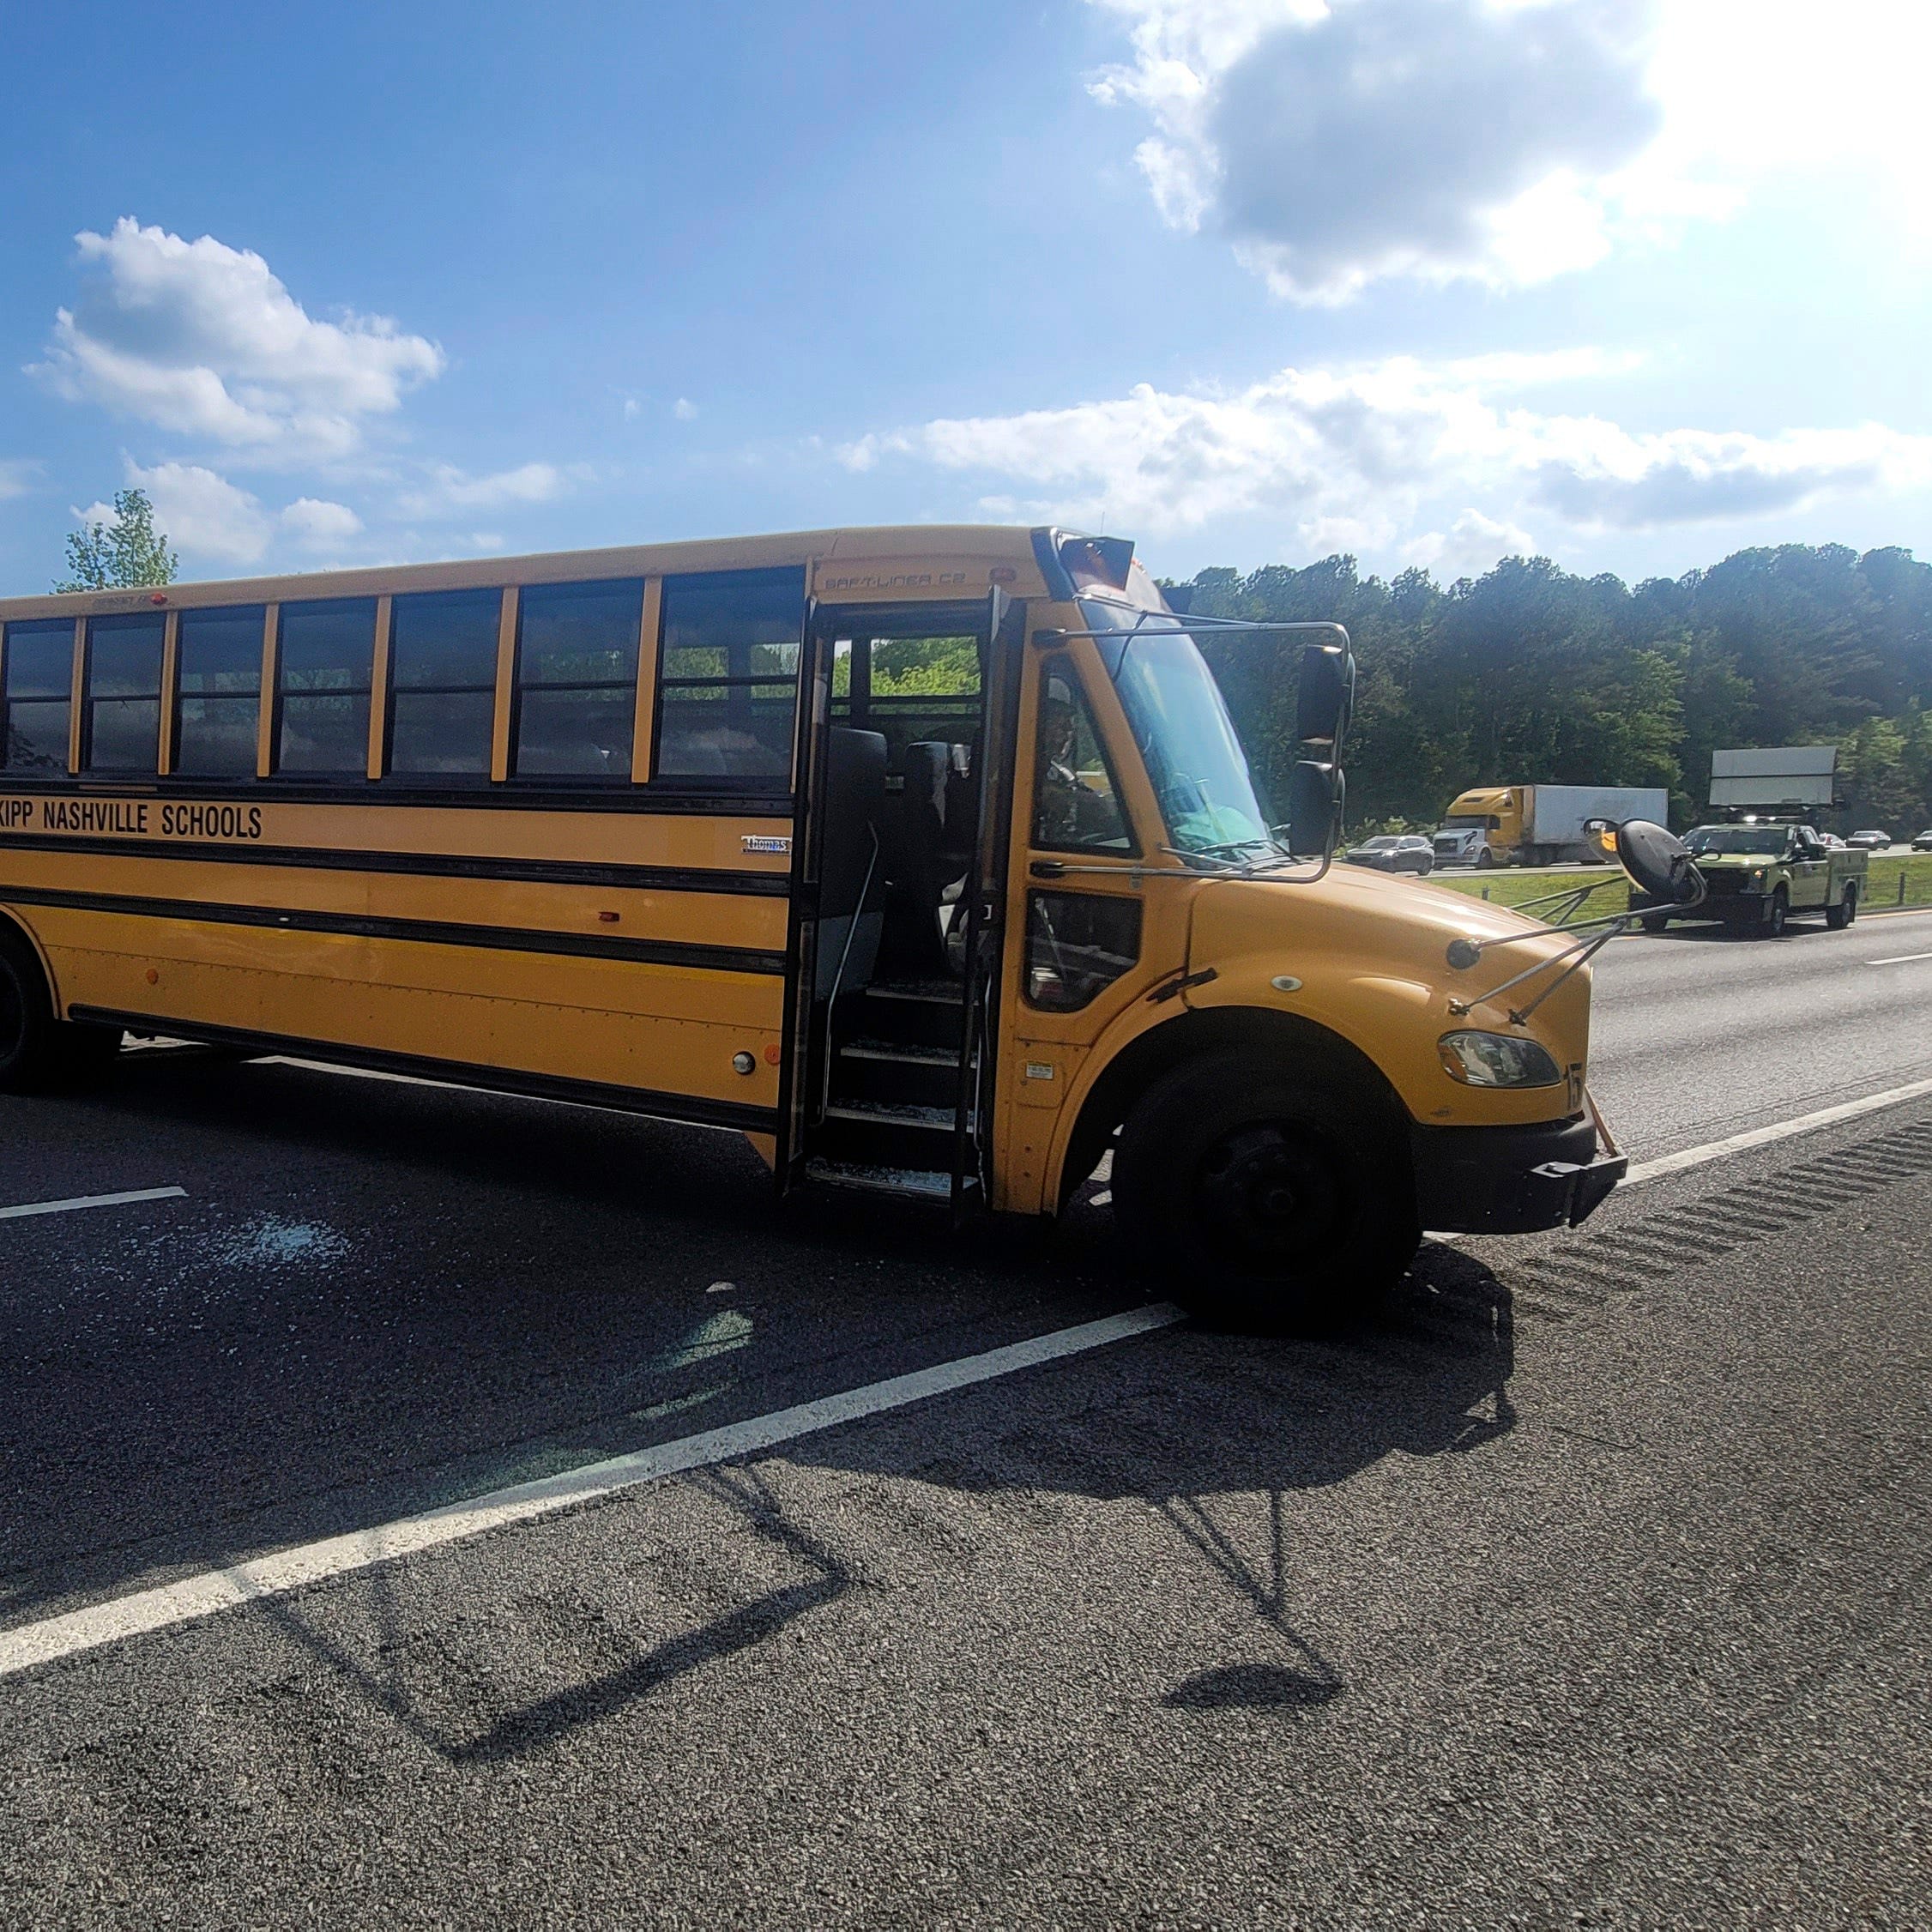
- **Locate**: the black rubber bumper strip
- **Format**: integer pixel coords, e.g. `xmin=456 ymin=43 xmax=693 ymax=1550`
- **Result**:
xmin=0 ymin=884 xmax=785 ymax=977
xmin=0 ymin=831 xmax=790 ymax=897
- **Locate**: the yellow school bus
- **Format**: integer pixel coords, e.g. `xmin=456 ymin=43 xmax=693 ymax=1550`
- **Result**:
xmin=0 ymin=525 xmax=1624 ymax=1325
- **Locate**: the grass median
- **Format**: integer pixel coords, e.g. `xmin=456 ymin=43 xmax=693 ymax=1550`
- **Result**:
xmin=1425 ymin=851 xmax=1932 ymax=914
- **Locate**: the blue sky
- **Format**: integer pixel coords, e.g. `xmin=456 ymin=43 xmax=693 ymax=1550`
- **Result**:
xmin=2 ymin=0 xmax=1927 ymax=594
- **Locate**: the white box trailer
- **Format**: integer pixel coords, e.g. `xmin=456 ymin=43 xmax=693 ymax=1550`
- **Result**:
xmin=1524 ymin=785 xmax=1669 ymax=862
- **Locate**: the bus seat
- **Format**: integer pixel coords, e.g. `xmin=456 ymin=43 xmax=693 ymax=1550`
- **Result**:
xmin=879 ymin=740 xmax=969 ymax=977
xmin=815 ymin=727 xmax=887 ymax=999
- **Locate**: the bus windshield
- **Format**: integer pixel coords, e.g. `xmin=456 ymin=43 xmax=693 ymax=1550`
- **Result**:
xmin=1082 ymin=603 xmax=1276 ymax=860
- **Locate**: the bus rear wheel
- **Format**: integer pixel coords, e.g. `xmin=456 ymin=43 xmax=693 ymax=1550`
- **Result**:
xmin=1113 ymin=1051 xmax=1418 ymax=1333
xmin=0 ymin=936 xmax=120 ymax=1093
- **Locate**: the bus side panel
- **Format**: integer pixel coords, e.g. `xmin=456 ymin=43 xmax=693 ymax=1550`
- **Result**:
xmin=5 ymin=899 xmax=784 ymax=1120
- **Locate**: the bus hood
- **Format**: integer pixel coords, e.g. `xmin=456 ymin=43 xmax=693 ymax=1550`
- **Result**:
xmin=1183 ymin=863 xmax=1596 ymax=1112
xmin=1190 ymin=862 xmax=1580 ymax=963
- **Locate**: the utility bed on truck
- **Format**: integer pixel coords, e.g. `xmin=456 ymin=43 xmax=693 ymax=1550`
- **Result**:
xmin=1634 ymin=822 xmax=1868 ymax=937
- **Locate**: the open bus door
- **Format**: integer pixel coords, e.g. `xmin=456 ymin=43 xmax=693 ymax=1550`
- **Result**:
xmin=951 ymin=586 xmax=1020 ymax=1218
xmin=775 ymin=589 xmax=1017 ymax=1209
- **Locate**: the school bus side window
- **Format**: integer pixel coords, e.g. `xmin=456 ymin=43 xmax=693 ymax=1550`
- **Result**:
xmin=1031 ymin=659 xmax=1131 ymax=853
xmin=83 ymin=613 xmax=166 ymax=773
xmin=514 ymin=579 xmax=643 ymax=779
xmin=389 ymin=588 xmax=500 ymax=779
xmin=177 ymin=607 xmax=264 ymax=777
xmin=278 ymin=598 xmax=375 ymax=774
xmin=655 ymin=569 xmax=805 ymax=782
xmin=2 ymin=620 xmax=77 ymax=774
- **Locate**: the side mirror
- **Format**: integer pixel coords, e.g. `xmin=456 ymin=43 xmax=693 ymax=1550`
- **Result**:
xmin=1616 ymin=818 xmax=1706 ymax=907
xmin=1296 ymin=643 xmax=1355 ymax=746
xmin=1286 ymin=759 xmax=1342 ymax=859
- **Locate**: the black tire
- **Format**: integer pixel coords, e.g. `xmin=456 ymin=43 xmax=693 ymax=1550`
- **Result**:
xmin=1640 ymin=913 xmax=1670 ymax=933
xmin=1113 ymin=1049 xmax=1419 ymax=1333
xmin=0 ymin=932 xmax=120 ymax=1093
xmin=0 ymin=936 xmax=64 ymax=1093
xmin=1826 ymin=884 xmax=1857 ymax=931
xmin=1762 ymin=887 xmax=1789 ymax=939
xmin=1476 ymin=849 xmax=1496 ymax=871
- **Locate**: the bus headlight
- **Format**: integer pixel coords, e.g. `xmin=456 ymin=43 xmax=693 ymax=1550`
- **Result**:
xmin=1437 ymin=1030 xmax=1563 ymax=1089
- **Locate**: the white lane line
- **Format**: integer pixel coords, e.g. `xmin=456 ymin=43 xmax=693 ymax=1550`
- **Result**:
xmin=0 ymin=1186 xmax=187 ymax=1223
xmin=0 ymin=1301 xmax=1183 ymax=1681
xmin=1620 ymin=1077 xmax=1932 ymax=1189
xmin=1866 ymin=950 xmax=1932 ymax=967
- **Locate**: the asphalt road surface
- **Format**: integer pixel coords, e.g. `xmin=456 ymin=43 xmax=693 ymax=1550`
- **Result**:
xmin=1589 ymin=903 xmax=1932 ymax=1162
xmin=2 ymin=916 xmax=1929 ymax=1928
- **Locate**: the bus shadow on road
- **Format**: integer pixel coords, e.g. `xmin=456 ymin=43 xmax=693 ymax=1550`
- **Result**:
xmin=227 ymin=1244 xmax=1512 ymax=1764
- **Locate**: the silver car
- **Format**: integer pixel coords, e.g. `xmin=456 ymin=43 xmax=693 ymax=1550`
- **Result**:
xmin=1345 ymin=835 xmax=1435 ymax=876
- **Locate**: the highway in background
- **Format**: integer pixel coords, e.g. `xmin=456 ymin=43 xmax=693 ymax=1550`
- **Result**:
xmin=1587 ymin=904 xmax=1932 ymax=1161
xmin=0 ymin=921 xmax=1927 ymax=1926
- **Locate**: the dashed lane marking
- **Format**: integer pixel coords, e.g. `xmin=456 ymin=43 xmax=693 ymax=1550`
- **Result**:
xmin=0 ymin=1302 xmax=1184 ymax=1682
xmin=0 ymin=1186 xmax=188 ymax=1223
xmin=1866 ymin=950 xmax=1932 ymax=967
xmin=1619 ymin=1077 xmax=1932 ymax=1188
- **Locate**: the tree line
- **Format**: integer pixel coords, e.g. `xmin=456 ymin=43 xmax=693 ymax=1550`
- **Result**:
xmin=1180 ymin=544 xmax=1932 ymax=836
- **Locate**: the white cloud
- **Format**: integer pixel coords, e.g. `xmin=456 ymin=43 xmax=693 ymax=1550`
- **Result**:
xmin=101 ymin=461 xmax=274 ymax=565
xmin=1089 ymin=0 xmax=1932 ymax=299
xmin=840 ymin=355 xmax=1932 ymax=564
xmin=1402 ymin=509 xmax=1537 ymax=577
xmin=31 ymin=218 xmax=444 ymax=458
xmin=0 ymin=460 xmax=36 ymax=501
xmin=673 ymin=397 xmax=700 ymax=421
xmin=395 ymin=462 xmax=573 ymax=516
xmin=81 ymin=462 xmax=367 ymax=567
xmin=1090 ymin=0 xmax=1661 ymax=299
xmin=280 ymin=498 xmax=364 ymax=550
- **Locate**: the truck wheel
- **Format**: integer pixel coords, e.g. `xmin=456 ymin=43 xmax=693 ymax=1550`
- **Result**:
xmin=1762 ymin=887 xmax=1790 ymax=939
xmin=1826 ymin=884 xmax=1857 ymax=931
xmin=1476 ymin=849 xmax=1495 ymax=871
xmin=0 ymin=934 xmax=119 ymax=1092
xmin=1113 ymin=1050 xmax=1418 ymax=1333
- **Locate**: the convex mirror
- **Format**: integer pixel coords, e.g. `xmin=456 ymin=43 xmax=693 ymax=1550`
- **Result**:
xmin=1615 ymin=818 xmax=1706 ymax=906
xmin=1296 ymin=643 xmax=1355 ymax=746
xmin=1286 ymin=760 xmax=1343 ymax=858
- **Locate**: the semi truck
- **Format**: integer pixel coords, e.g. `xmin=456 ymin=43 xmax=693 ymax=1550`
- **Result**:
xmin=1432 ymin=784 xmax=1670 ymax=869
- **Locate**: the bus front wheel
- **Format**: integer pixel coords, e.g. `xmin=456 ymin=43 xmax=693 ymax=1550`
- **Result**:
xmin=1113 ymin=1051 xmax=1418 ymax=1333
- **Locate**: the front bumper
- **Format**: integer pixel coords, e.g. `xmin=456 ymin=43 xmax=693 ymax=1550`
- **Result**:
xmin=1631 ymin=880 xmax=1764 ymax=924
xmin=1410 ymin=1100 xmax=1626 ymax=1234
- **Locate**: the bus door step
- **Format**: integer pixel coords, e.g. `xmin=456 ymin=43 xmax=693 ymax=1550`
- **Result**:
xmin=803 ymin=1159 xmax=951 ymax=1202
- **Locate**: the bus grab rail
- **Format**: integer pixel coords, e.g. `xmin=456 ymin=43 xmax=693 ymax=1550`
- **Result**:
xmin=819 ymin=824 xmax=881 ymax=1124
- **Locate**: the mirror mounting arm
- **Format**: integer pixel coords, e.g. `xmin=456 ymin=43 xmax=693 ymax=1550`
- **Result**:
xmin=1446 ymin=920 xmax=1633 ymax=1023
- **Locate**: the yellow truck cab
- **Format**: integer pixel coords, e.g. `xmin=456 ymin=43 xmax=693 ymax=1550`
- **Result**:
xmin=0 ymin=523 xmax=1627 ymax=1328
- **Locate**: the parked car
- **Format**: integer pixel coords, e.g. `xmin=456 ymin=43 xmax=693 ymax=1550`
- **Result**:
xmin=1346 ymin=835 xmax=1435 ymax=876
xmin=1914 ymin=829 xmax=1932 ymax=853
xmin=1844 ymin=830 xmax=1893 ymax=852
